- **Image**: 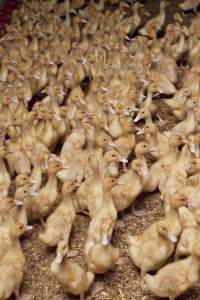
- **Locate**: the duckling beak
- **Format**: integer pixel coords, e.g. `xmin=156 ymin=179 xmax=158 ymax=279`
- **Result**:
xmin=29 ymin=180 xmax=37 ymax=185
xmin=101 ymin=234 xmax=109 ymax=246
xmin=53 ymin=114 xmax=62 ymax=121
xmin=108 ymin=141 xmax=116 ymax=148
xmin=123 ymin=3 xmax=130 ymax=7
xmin=26 ymin=225 xmax=33 ymax=231
xmin=189 ymin=143 xmax=199 ymax=156
xmin=14 ymin=200 xmax=23 ymax=206
xmin=59 ymin=91 xmax=66 ymax=96
xmin=139 ymin=167 xmax=149 ymax=177
xmin=133 ymin=114 xmax=142 ymax=123
xmin=12 ymin=60 xmax=18 ymax=64
xmin=187 ymin=199 xmax=197 ymax=209
xmin=149 ymin=146 xmax=157 ymax=152
xmin=167 ymin=232 xmax=177 ymax=243
xmin=119 ymin=157 xmax=128 ymax=164
xmin=62 ymin=164 xmax=70 ymax=169
xmin=30 ymin=192 xmax=38 ymax=197
xmin=55 ymin=253 xmax=63 ymax=264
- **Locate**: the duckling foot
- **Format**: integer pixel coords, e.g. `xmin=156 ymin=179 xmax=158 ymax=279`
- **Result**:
xmin=40 ymin=218 xmax=46 ymax=228
xmin=15 ymin=289 xmax=20 ymax=300
xmin=140 ymin=274 xmax=148 ymax=291
xmin=80 ymin=293 xmax=85 ymax=300
xmin=132 ymin=206 xmax=146 ymax=216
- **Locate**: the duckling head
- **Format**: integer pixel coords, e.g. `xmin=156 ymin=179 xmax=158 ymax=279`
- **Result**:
xmin=134 ymin=108 xmax=150 ymax=123
xmin=186 ymin=158 xmax=200 ymax=175
xmin=0 ymin=146 xmax=10 ymax=158
xmin=10 ymin=223 xmax=32 ymax=239
xmin=103 ymin=177 xmax=118 ymax=190
xmin=170 ymin=192 xmax=188 ymax=209
xmin=15 ymin=173 xmax=34 ymax=188
xmin=1 ymin=95 xmax=12 ymax=106
xmin=0 ymin=81 xmax=7 ymax=92
xmin=95 ymin=133 xmax=110 ymax=148
xmin=157 ymin=222 xmax=177 ymax=243
xmin=144 ymin=123 xmax=158 ymax=134
xmin=48 ymin=160 xmax=63 ymax=175
xmin=55 ymin=240 xmax=69 ymax=264
xmin=170 ymin=134 xmax=184 ymax=147
xmin=60 ymin=106 xmax=68 ymax=117
xmin=15 ymin=186 xmax=32 ymax=200
xmin=135 ymin=141 xmax=149 ymax=157
xmin=61 ymin=180 xmax=77 ymax=195
xmin=104 ymin=150 xmax=120 ymax=163
xmin=44 ymin=110 xmax=54 ymax=121
xmin=186 ymin=98 xmax=200 ymax=110
xmin=131 ymin=159 xmax=149 ymax=177
xmin=1 ymin=197 xmax=16 ymax=212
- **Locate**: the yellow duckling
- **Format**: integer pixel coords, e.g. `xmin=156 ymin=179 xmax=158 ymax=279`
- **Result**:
xmin=0 ymin=223 xmax=30 ymax=300
xmin=139 ymin=1 xmax=169 ymax=40
xmin=39 ymin=180 xmax=76 ymax=247
xmin=111 ymin=157 xmax=149 ymax=212
xmin=0 ymin=146 xmax=11 ymax=199
xmin=51 ymin=240 xmax=94 ymax=300
xmin=15 ymin=160 xmax=63 ymax=223
xmin=127 ymin=218 xmax=179 ymax=279
xmin=87 ymin=243 xmax=119 ymax=274
xmin=144 ymin=241 xmax=200 ymax=300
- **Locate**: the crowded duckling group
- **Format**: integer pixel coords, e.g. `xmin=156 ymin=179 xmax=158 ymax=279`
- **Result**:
xmin=1 ymin=0 xmax=200 ymax=299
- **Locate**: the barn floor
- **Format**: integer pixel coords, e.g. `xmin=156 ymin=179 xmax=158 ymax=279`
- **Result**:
xmin=11 ymin=1 xmax=200 ymax=300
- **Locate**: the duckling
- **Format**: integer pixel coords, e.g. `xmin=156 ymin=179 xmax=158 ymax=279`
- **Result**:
xmin=51 ymin=241 xmax=94 ymax=300
xmin=87 ymin=243 xmax=119 ymax=274
xmin=76 ymin=155 xmax=104 ymax=217
xmin=127 ymin=219 xmax=179 ymax=278
xmin=60 ymin=128 xmax=86 ymax=163
xmin=144 ymin=241 xmax=200 ymax=300
xmin=6 ymin=126 xmax=32 ymax=175
xmin=139 ymin=1 xmax=169 ymax=40
xmin=111 ymin=157 xmax=149 ymax=212
xmin=172 ymin=99 xmax=198 ymax=137
xmin=150 ymin=69 xmax=177 ymax=95
xmin=0 ymin=146 xmax=11 ymax=199
xmin=15 ymin=160 xmax=63 ymax=222
xmin=37 ymin=110 xmax=59 ymax=151
xmin=39 ymin=180 xmax=76 ymax=247
xmin=139 ymin=83 xmax=157 ymax=116
xmin=145 ymin=134 xmax=183 ymax=192
xmin=15 ymin=173 xmax=35 ymax=188
xmin=0 ymin=223 xmax=28 ymax=300
xmin=176 ymin=207 xmax=199 ymax=258
xmin=0 ymin=197 xmax=16 ymax=222
xmin=164 ymin=88 xmax=190 ymax=120
xmin=144 ymin=123 xmax=169 ymax=159
xmin=180 ymin=0 xmax=200 ymax=13
xmin=159 ymin=143 xmax=192 ymax=207
xmin=134 ymin=108 xmax=152 ymax=123
xmin=85 ymin=176 xmax=117 ymax=255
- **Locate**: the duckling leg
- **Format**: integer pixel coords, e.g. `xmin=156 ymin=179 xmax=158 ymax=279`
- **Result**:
xmin=40 ymin=218 xmax=46 ymax=228
xmin=122 ymin=162 xmax=127 ymax=173
xmin=140 ymin=271 xmax=148 ymax=291
xmin=14 ymin=289 xmax=20 ymax=300
xmin=80 ymin=293 xmax=85 ymax=300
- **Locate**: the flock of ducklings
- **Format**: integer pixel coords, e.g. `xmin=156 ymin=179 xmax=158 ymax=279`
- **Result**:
xmin=2 ymin=0 xmax=200 ymax=299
